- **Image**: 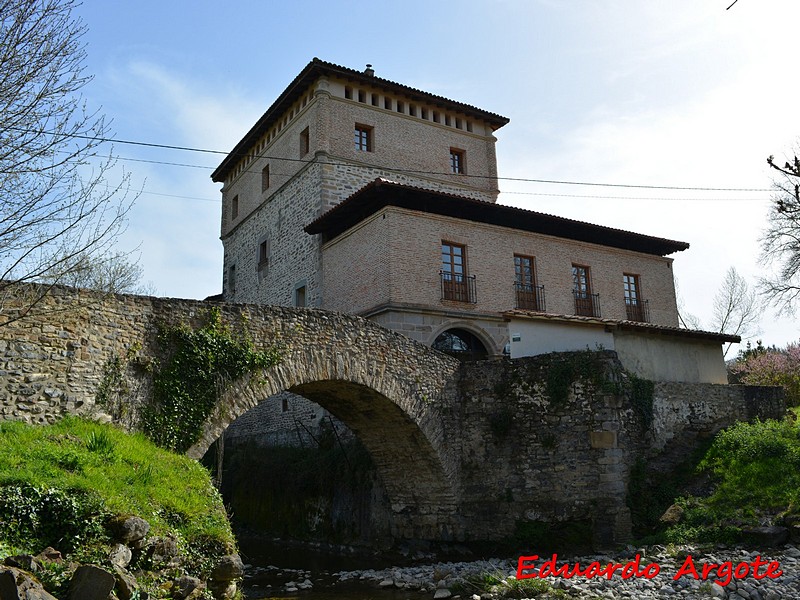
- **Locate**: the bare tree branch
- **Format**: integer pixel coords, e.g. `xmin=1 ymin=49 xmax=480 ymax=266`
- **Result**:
xmin=0 ymin=0 xmax=139 ymax=325
xmin=760 ymin=150 xmax=800 ymax=314
xmin=709 ymin=267 xmax=762 ymax=357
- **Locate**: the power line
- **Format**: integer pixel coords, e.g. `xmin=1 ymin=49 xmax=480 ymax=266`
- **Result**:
xmin=501 ymin=191 xmax=770 ymax=202
xmin=12 ymin=125 xmax=774 ymax=193
xmin=116 ymin=155 xmax=217 ymax=170
xmin=129 ymin=187 xmax=768 ymax=206
xmin=136 ymin=189 xmax=218 ymax=203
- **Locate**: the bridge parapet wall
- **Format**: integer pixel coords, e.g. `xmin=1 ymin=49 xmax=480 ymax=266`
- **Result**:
xmin=450 ymin=354 xmax=785 ymax=546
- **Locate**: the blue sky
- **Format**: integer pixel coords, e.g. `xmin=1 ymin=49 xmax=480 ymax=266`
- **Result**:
xmin=71 ymin=0 xmax=800 ymax=350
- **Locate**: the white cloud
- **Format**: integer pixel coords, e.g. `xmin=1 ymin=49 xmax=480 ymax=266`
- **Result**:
xmin=94 ymin=61 xmax=269 ymax=299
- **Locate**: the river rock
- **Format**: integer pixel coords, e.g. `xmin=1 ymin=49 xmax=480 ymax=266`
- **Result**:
xmin=112 ymin=565 xmax=137 ymax=600
xmin=3 ymin=555 xmax=40 ymax=573
xmin=659 ymin=503 xmax=684 ymax=525
xmin=789 ymin=524 xmax=800 ymax=544
xmin=741 ymin=526 xmax=790 ymax=547
xmin=0 ymin=566 xmax=58 ymax=600
xmin=207 ymin=580 xmax=237 ymax=600
xmin=210 ymin=555 xmax=244 ymax=581
xmin=146 ymin=536 xmax=180 ymax=568
xmin=108 ymin=543 xmax=132 ymax=568
xmin=69 ymin=565 xmax=116 ymax=600
xmin=173 ymin=575 xmax=203 ymax=599
xmin=433 ymin=589 xmax=452 ymax=599
xmin=108 ymin=516 xmax=150 ymax=544
xmin=34 ymin=549 xmax=62 ymax=565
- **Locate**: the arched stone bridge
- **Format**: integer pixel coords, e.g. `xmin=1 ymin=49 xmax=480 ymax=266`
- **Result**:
xmin=0 ymin=285 xmax=783 ymax=546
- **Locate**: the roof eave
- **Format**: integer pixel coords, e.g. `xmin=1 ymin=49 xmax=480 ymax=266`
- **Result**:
xmin=305 ymin=179 xmax=690 ymax=257
xmin=504 ymin=309 xmax=740 ymax=344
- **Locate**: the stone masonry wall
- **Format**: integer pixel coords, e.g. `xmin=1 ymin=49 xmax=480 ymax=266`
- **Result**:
xmin=220 ymin=74 xmax=501 ymax=239
xmin=223 ymin=162 xmax=325 ymax=307
xmin=0 ymin=287 xmax=785 ymax=546
xmin=448 ymin=353 xmax=785 ymax=546
xmin=223 ymin=157 xmax=503 ymax=308
xmin=223 ymin=390 xmax=355 ymax=448
xmin=451 ymin=354 xmax=644 ymax=545
xmin=220 ymin=72 xmax=503 ymax=307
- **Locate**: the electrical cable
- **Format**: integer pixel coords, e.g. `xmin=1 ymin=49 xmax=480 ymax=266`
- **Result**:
xmin=9 ymin=125 xmax=774 ymax=193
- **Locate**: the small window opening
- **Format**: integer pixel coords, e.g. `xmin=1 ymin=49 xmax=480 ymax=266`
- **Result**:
xmin=261 ymin=165 xmax=270 ymax=192
xmin=300 ymin=127 xmax=310 ymax=156
xmin=295 ymin=286 xmax=306 ymax=307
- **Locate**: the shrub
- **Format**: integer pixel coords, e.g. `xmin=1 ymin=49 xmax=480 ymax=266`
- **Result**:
xmin=0 ymin=484 xmax=107 ymax=552
xmin=656 ymin=417 xmax=800 ymax=544
xmin=730 ymin=341 xmax=800 ymax=406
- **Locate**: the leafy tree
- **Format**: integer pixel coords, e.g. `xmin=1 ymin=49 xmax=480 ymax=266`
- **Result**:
xmin=0 ymin=0 xmax=137 ymax=325
xmin=760 ymin=154 xmax=800 ymax=313
xmin=729 ymin=340 xmax=800 ymax=406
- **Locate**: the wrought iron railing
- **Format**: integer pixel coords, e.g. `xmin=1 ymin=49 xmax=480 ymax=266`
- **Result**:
xmin=440 ymin=271 xmax=477 ymax=303
xmin=573 ymin=291 xmax=601 ymax=317
xmin=625 ymin=298 xmax=650 ymax=323
xmin=514 ymin=282 xmax=546 ymax=311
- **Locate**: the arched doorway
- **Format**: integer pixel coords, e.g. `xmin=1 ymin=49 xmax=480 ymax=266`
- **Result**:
xmin=432 ymin=328 xmax=489 ymax=361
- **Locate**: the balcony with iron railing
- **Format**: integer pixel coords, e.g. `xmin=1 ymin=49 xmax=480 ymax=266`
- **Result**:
xmin=440 ymin=271 xmax=477 ymax=303
xmin=514 ymin=282 xmax=546 ymax=312
xmin=624 ymin=298 xmax=650 ymax=323
xmin=573 ymin=290 xmax=601 ymax=317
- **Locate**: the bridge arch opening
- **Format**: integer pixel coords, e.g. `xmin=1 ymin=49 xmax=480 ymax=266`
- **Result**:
xmin=198 ymin=377 xmax=460 ymax=545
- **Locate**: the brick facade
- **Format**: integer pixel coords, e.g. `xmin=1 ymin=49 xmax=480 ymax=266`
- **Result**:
xmin=320 ymin=206 xmax=680 ymax=352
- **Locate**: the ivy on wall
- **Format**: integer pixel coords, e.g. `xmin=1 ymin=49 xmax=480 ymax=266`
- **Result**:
xmin=143 ymin=307 xmax=282 ymax=452
xmin=95 ymin=343 xmax=141 ymax=408
xmin=545 ymin=350 xmax=655 ymax=428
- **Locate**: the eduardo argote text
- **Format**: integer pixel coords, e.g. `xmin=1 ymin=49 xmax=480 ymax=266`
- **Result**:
xmin=517 ymin=553 xmax=783 ymax=587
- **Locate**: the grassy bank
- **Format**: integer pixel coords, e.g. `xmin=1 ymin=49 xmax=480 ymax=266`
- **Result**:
xmin=634 ymin=412 xmax=800 ymax=545
xmin=0 ymin=417 xmax=235 ymax=595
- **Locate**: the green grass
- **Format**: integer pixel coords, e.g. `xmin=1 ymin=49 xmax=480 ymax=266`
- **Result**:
xmin=456 ymin=570 xmax=567 ymax=599
xmin=658 ymin=417 xmax=800 ymax=544
xmin=0 ymin=416 xmax=234 ymax=572
xmin=697 ymin=419 xmax=800 ymax=512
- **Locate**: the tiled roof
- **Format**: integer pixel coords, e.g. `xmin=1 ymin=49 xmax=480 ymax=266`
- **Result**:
xmin=305 ymin=178 xmax=690 ymax=256
xmin=504 ymin=309 xmax=740 ymax=343
xmin=211 ymin=58 xmax=510 ymax=182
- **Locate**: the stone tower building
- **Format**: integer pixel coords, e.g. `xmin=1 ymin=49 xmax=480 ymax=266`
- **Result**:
xmin=213 ymin=58 xmax=735 ymax=381
xmin=212 ymin=58 xmax=508 ymax=312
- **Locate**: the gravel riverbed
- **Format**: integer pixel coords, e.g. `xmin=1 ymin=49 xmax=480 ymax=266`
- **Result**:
xmin=244 ymin=544 xmax=800 ymax=599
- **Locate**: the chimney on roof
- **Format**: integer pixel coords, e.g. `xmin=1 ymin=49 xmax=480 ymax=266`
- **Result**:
xmin=364 ymin=64 xmax=374 ymax=76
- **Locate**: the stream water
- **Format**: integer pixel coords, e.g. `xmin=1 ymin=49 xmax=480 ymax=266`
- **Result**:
xmin=236 ymin=536 xmax=430 ymax=600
